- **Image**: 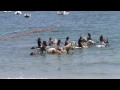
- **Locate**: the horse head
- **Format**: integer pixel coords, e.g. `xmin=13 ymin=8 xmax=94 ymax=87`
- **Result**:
xmin=53 ymin=38 xmax=58 ymax=45
xmin=87 ymin=40 xmax=96 ymax=45
xmin=64 ymin=43 xmax=74 ymax=53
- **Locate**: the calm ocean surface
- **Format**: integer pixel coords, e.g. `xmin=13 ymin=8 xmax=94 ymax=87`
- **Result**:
xmin=0 ymin=11 xmax=120 ymax=79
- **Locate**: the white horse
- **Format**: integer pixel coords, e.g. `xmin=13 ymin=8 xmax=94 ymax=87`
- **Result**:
xmin=81 ymin=37 xmax=96 ymax=48
xmin=71 ymin=40 xmax=88 ymax=48
xmin=47 ymin=48 xmax=63 ymax=54
xmin=47 ymin=43 xmax=74 ymax=54
xmin=53 ymin=38 xmax=58 ymax=46
xmin=96 ymin=45 xmax=105 ymax=48
xmin=96 ymin=42 xmax=109 ymax=48
xmin=86 ymin=40 xmax=96 ymax=45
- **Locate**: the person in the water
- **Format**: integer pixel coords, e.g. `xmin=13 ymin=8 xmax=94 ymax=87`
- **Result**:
xmin=78 ymin=36 xmax=83 ymax=47
xmin=57 ymin=39 xmax=63 ymax=52
xmin=65 ymin=37 xmax=69 ymax=46
xmin=49 ymin=37 xmax=54 ymax=46
xmin=37 ymin=38 xmax=42 ymax=48
xmin=87 ymin=33 xmax=92 ymax=41
xmin=40 ymin=41 xmax=47 ymax=53
xmin=99 ymin=35 xmax=109 ymax=45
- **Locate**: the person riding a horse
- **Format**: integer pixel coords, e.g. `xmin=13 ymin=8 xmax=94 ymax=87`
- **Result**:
xmin=78 ymin=36 xmax=83 ymax=48
xmin=49 ymin=37 xmax=54 ymax=46
xmin=37 ymin=38 xmax=42 ymax=48
xmin=65 ymin=37 xmax=69 ymax=46
xmin=56 ymin=39 xmax=63 ymax=52
xmin=87 ymin=33 xmax=92 ymax=41
xmin=100 ymin=35 xmax=109 ymax=46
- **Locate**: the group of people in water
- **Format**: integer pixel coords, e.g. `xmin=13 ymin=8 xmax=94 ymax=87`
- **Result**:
xmin=30 ymin=33 xmax=109 ymax=55
xmin=36 ymin=36 xmax=71 ymax=53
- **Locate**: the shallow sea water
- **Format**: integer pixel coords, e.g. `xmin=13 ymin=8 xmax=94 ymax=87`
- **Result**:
xmin=0 ymin=11 xmax=120 ymax=79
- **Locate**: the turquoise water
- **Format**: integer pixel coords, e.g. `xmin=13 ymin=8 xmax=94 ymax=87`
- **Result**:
xmin=0 ymin=11 xmax=120 ymax=79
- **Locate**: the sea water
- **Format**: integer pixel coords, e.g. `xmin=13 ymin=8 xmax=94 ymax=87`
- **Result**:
xmin=0 ymin=11 xmax=120 ymax=79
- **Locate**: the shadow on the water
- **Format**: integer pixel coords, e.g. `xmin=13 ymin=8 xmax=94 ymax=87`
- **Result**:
xmin=57 ymin=54 xmax=62 ymax=61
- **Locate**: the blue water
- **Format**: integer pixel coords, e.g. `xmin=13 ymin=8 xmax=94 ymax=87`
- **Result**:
xmin=0 ymin=11 xmax=120 ymax=79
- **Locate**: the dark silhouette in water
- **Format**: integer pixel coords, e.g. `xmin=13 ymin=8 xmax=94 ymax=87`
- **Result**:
xmin=30 ymin=52 xmax=36 ymax=56
xmin=65 ymin=37 xmax=69 ymax=46
xmin=31 ymin=47 xmax=36 ymax=49
xmin=87 ymin=33 xmax=92 ymax=41
xmin=37 ymin=38 xmax=42 ymax=48
xmin=100 ymin=35 xmax=109 ymax=43
xmin=31 ymin=40 xmax=48 ymax=55
xmin=100 ymin=35 xmax=104 ymax=42
xmin=31 ymin=38 xmax=42 ymax=49
xmin=78 ymin=36 xmax=83 ymax=47
xmin=49 ymin=37 xmax=54 ymax=46
xmin=40 ymin=41 xmax=47 ymax=53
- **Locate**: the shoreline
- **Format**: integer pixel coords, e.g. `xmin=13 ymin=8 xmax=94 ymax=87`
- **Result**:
xmin=3 ymin=74 xmax=120 ymax=79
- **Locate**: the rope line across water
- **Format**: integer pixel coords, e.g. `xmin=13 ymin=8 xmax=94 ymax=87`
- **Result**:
xmin=0 ymin=26 xmax=59 ymax=41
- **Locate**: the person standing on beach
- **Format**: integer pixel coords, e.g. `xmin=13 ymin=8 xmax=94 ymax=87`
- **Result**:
xmin=40 ymin=41 xmax=47 ymax=53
